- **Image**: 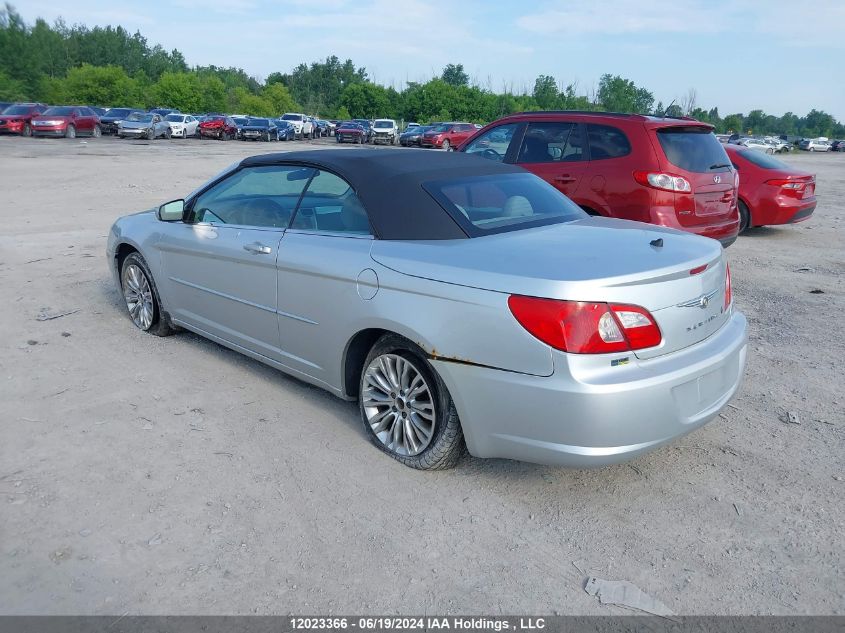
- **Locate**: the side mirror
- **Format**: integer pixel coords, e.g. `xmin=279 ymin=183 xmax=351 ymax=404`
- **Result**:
xmin=158 ymin=199 xmax=185 ymax=222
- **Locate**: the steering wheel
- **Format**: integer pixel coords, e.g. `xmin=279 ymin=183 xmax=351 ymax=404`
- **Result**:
xmin=479 ymin=148 xmax=503 ymax=161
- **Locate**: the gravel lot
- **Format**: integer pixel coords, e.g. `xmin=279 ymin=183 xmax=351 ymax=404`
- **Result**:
xmin=1 ymin=135 xmax=843 ymax=616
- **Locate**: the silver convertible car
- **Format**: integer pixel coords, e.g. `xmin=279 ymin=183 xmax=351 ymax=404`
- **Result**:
xmin=107 ymin=150 xmax=747 ymax=470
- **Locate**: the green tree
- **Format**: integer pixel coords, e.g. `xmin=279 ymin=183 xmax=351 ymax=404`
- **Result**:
xmin=60 ymin=64 xmax=141 ymax=106
xmin=340 ymin=82 xmax=390 ymax=118
xmin=596 ymin=74 xmax=654 ymax=114
xmin=723 ymin=113 xmax=744 ymax=134
xmin=441 ymin=63 xmax=468 ymax=87
xmin=532 ymin=75 xmax=558 ymax=110
xmin=262 ymin=81 xmax=297 ymax=115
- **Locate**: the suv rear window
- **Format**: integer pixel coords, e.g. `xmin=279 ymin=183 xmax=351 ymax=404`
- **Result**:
xmin=657 ymin=126 xmax=731 ymax=173
xmin=586 ymin=124 xmax=631 ymax=160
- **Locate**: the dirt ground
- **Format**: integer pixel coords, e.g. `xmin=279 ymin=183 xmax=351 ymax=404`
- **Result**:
xmin=0 ymin=135 xmax=843 ymax=616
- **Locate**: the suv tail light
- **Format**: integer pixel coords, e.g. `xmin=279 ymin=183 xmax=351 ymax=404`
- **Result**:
xmin=634 ymin=171 xmax=692 ymax=193
xmin=507 ymin=296 xmax=662 ymax=354
xmin=724 ymin=263 xmax=732 ymax=311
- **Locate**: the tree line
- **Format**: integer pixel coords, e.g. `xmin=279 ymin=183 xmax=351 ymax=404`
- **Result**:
xmin=1 ymin=4 xmax=842 ymax=138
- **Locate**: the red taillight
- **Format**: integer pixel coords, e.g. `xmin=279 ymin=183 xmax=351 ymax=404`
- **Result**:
xmin=689 ymin=264 xmax=708 ymax=275
xmin=765 ymin=178 xmax=806 ymax=190
xmin=724 ymin=263 xmax=732 ymax=311
xmin=634 ymin=171 xmax=692 ymax=193
xmin=507 ymin=296 xmax=662 ymax=354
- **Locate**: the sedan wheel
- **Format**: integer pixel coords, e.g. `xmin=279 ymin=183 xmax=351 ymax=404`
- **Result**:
xmin=146 ymin=128 xmax=154 ymax=141
xmin=120 ymin=253 xmax=175 ymax=336
xmin=66 ymin=125 xmax=76 ymax=139
xmin=22 ymin=123 xmax=31 ymax=137
xmin=360 ymin=335 xmax=465 ymax=469
xmin=738 ymin=200 xmax=751 ymax=233
xmin=92 ymin=125 xmax=101 ymax=138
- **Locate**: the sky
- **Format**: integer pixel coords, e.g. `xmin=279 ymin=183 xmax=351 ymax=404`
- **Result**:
xmin=16 ymin=0 xmax=845 ymax=121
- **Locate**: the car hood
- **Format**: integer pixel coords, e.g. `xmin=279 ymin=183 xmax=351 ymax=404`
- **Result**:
xmin=370 ymin=217 xmax=723 ymax=311
xmin=121 ymin=120 xmax=152 ymax=129
xmin=200 ymin=120 xmax=225 ymax=127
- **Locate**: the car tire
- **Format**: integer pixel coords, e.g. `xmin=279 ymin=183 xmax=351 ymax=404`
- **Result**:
xmin=146 ymin=128 xmax=154 ymax=141
xmin=766 ymin=147 xmax=774 ymax=154
xmin=164 ymin=128 xmax=172 ymax=140
xmin=442 ymin=139 xmax=451 ymax=151
xmin=359 ymin=334 xmax=465 ymax=470
xmin=65 ymin=124 xmax=76 ymax=139
xmin=809 ymin=147 xmax=815 ymax=152
xmin=22 ymin=123 xmax=31 ymax=137
xmin=92 ymin=125 xmax=101 ymax=138
xmin=120 ymin=252 xmax=176 ymax=337
xmin=738 ymin=200 xmax=751 ymax=234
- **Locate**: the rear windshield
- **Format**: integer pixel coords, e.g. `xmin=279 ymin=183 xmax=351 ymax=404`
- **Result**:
xmin=248 ymin=118 xmax=269 ymax=127
xmin=423 ymin=172 xmax=586 ymax=236
xmin=657 ymin=127 xmax=731 ymax=173
xmin=282 ymin=114 xmax=302 ymax=121
xmin=374 ymin=120 xmax=393 ymax=128
xmin=736 ymin=149 xmax=791 ymax=170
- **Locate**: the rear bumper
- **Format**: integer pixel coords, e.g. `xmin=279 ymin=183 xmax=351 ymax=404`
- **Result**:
xmin=433 ymin=310 xmax=747 ymax=467
xmin=650 ymin=206 xmax=740 ymax=247
xmin=752 ymin=198 xmax=816 ymax=226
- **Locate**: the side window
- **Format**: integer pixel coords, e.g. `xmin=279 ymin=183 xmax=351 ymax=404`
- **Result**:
xmin=463 ymin=123 xmax=519 ymax=162
xmin=73 ymin=108 xmax=82 ymax=117
xmin=518 ymin=122 xmax=584 ymax=163
xmin=291 ymin=170 xmax=371 ymax=235
xmin=189 ymin=165 xmax=315 ymax=229
xmin=586 ymin=124 xmax=631 ymax=160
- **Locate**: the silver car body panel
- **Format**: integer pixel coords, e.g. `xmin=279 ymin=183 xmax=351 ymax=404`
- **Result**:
xmin=107 ymin=173 xmax=747 ymax=467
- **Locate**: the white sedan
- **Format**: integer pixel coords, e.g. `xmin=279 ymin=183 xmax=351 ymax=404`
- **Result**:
xmin=164 ymin=114 xmax=199 ymax=138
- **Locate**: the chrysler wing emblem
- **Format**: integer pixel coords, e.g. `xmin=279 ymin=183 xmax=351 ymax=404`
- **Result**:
xmin=713 ymin=175 xmax=722 ymax=184
xmin=677 ymin=289 xmax=719 ymax=309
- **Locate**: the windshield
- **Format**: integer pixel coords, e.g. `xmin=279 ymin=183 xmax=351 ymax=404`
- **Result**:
xmin=42 ymin=107 xmax=74 ymax=116
xmin=127 ymin=113 xmax=153 ymax=122
xmin=4 ymin=105 xmax=34 ymax=115
xmin=247 ymin=118 xmax=269 ymax=127
xmin=737 ymin=149 xmax=792 ymax=170
xmin=339 ymin=123 xmax=360 ymax=129
xmin=430 ymin=124 xmax=451 ymax=133
xmin=165 ymin=114 xmax=185 ymax=122
xmin=282 ymin=114 xmax=302 ymax=121
xmin=424 ymin=172 xmax=586 ymax=236
xmin=374 ymin=120 xmax=393 ymax=128
xmin=657 ymin=127 xmax=731 ymax=173
xmin=232 ymin=117 xmax=248 ymax=125
xmin=106 ymin=108 xmax=133 ymax=118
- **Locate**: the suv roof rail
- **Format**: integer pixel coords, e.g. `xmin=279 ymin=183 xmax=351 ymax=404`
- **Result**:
xmin=509 ymin=110 xmax=644 ymax=119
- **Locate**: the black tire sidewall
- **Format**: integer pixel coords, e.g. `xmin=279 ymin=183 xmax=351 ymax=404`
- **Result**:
xmin=738 ymin=201 xmax=751 ymax=233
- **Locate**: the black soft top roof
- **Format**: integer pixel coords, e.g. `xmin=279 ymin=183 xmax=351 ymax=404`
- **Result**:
xmin=240 ymin=149 xmax=526 ymax=239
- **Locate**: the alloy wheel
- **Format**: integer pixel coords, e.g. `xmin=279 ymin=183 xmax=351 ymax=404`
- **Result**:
xmin=362 ymin=354 xmax=436 ymax=456
xmin=122 ymin=264 xmax=155 ymax=330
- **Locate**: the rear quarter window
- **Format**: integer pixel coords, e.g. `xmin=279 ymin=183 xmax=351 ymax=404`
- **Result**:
xmin=656 ymin=126 xmax=731 ymax=173
xmin=586 ymin=124 xmax=631 ymax=160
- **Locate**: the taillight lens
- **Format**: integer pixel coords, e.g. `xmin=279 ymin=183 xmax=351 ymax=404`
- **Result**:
xmin=507 ymin=296 xmax=662 ymax=354
xmin=765 ymin=178 xmax=804 ymax=189
xmin=724 ymin=263 xmax=732 ymax=311
xmin=634 ymin=171 xmax=692 ymax=193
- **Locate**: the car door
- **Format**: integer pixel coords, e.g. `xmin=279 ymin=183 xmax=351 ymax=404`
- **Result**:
xmin=157 ymin=164 xmax=313 ymax=360
xmin=274 ymin=169 xmax=375 ymax=386
xmin=511 ymin=121 xmax=588 ymax=198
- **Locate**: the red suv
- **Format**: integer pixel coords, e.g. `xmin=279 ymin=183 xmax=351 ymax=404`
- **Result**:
xmin=0 ymin=103 xmax=47 ymax=136
xmin=421 ymin=122 xmax=477 ymax=150
xmin=458 ymin=112 xmax=740 ymax=246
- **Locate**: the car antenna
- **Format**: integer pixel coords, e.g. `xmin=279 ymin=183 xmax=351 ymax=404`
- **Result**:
xmin=662 ymin=99 xmax=676 ymax=119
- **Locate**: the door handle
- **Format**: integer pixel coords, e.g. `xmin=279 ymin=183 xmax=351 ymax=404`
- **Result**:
xmin=554 ymin=175 xmax=576 ymax=183
xmin=243 ymin=242 xmax=272 ymax=255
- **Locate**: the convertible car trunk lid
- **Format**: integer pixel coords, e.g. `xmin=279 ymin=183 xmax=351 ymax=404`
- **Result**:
xmin=370 ymin=218 xmax=730 ymax=359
